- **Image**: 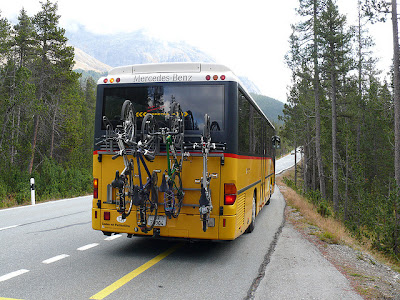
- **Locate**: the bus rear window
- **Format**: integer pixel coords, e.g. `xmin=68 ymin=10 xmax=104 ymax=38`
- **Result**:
xmin=102 ymin=84 xmax=224 ymax=133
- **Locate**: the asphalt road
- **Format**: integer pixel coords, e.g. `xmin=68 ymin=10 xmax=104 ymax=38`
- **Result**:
xmin=0 ymin=153 xmax=359 ymax=300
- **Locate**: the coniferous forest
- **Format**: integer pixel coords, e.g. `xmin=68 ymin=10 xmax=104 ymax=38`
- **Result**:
xmin=281 ymin=0 xmax=400 ymax=257
xmin=0 ymin=1 xmax=95 ymax=206
xmin=2 ymin=0 xmax=400 ymax=259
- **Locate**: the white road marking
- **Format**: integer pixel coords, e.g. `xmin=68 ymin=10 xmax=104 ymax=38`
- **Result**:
xmin=0 ymin=269 xmax=29 ymax=282
xmin=77 ymin=243 xmax=99 ymax=251
xmin=104 ymin=234 xmax=122 ymax=241
xmin=42 ymin=254 xmax=70 ymax=264
xmin=0 ymin=224 xmax=20 ymax=231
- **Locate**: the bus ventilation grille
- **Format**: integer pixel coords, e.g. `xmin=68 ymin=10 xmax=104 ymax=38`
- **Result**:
xmin=236 ymin=194 xmax=246 ymax=230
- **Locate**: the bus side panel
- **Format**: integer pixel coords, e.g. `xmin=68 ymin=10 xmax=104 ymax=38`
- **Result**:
xmin=219 ymin=156 xmax=263 ymax=240
xmin=92 ymin=153 xmax=102 ymax=231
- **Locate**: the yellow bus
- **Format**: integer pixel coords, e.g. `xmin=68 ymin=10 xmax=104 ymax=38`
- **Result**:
xmin=92 ymin=63 xmax=278 ymax=240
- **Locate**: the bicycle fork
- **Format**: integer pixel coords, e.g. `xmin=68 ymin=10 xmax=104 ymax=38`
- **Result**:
xmin=199 ymin=137 xmax=213 ymax=232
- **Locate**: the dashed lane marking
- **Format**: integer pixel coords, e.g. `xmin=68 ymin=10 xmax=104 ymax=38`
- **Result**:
xmin=0 ymin=269 xmax=29 ymax=282
xmin=90 ymin=243 xmax=183 ymax=300
xmin=0 ymin=225 xmax=20 ymax=231
xmin=77 ymin=243 xmax=99 ymax=251
xmin=42 ymin=254 xmax=70 ymax=264
xmin=104 ymin=234 xmax=122 ymax=241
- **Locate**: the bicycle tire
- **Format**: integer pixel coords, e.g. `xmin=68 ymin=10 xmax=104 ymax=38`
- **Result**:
xmin=169 ymin=102 xmax=184 ymax=150
xmin=139 ymin=171 xmax=159 ymax=233
xmin=202 ymin=213 xmax=208 ymax=232
xmin=141 ymin=113 xmax=158 ymax=160
xmin=203 ymin=114 xmax=211 ymax=140
xmin=172 ymin=172 xmax=184 ymax=218
xmin=121 ymin=100 xmax=136 ymax=144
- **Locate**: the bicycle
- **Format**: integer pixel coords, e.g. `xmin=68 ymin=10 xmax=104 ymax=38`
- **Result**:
xmin=187 ymin=114 xmax=225 ymax=232
xmin=101 ymin=100 xmax=159 ymax=233
xmin=142 ymin=102 xmax=185 ymax=219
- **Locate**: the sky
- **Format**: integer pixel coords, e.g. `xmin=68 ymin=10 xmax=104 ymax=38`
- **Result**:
xmin=1 ymin=0 xmax=394 ymax=102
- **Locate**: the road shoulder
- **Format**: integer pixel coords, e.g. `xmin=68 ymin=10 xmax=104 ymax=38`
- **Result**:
xmin=254 ymin=187 xmax=362 ymax=300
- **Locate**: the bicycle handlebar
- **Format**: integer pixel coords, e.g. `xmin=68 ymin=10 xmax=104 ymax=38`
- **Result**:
xmin=184 ymin=142 xmax=226 ymax=151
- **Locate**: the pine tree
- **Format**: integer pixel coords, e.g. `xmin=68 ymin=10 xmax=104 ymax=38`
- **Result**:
xmin=29 ymin=0 xmax=76 ymax=173
xmin=319 ymin=0 xmax=352 ymax=213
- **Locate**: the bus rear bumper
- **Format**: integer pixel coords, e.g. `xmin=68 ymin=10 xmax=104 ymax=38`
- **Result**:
xmin=92 ymin=208 xmax=240 ymax=240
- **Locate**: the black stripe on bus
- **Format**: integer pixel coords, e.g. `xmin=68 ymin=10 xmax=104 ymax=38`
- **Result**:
xmin=237 ymin=173 xmax=274 ymax=195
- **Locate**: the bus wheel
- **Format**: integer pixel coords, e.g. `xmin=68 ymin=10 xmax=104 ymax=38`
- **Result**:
xmin=246 ymin=193 xmax=256 ymax=233
xmin=266 ymin=189 xmax=271 ymax=205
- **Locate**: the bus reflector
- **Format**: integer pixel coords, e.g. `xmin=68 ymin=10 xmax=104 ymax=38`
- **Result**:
xmin=224 ymin=183 xmax=237 ymax=205
xmin=213 ymin=75 xmax=218 ymax=80
xmin=206 ymin=75 xmax=211 ymax=80
xmin=104 ymin=211 xmax=110 ymax=220
xmin=221 ymin=75 xmax=226 ymax=80
xmin=116 ymin=77 xmax=121 ymax=83
xmin=103 ymin=78 xmax=108 ymax=83
xmin=93 ymin=178 xmax=98 ymax=199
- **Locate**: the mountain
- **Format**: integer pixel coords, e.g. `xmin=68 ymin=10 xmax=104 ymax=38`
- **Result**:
xmin=239 ymin=77 xmax=261 ymax=94
xmin=67 ymin=28 xmax=214 ymax=67
xmin=72 ymin=46 xmax=112 ymax=73
xmin=251 ymin=93 xmax=284 ymax=125
xmin=68 ymin=28 xmax=265 ymax=94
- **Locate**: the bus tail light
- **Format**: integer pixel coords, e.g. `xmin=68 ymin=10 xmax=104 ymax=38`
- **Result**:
xmin=93 ymin=178 xmax=98 ymax=199
xmin=224 ymin=183 xmax=237 ymax=205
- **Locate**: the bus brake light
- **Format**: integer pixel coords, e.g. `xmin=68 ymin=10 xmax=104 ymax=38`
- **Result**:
xmin=224 ymin=183 xmax=237 ymax=205
xmin=93 ymin=178 xmax=98 ymax=199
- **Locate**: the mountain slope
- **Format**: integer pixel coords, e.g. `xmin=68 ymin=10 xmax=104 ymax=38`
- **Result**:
xmin=251 ymin=93 xmax=284 ymax=124
xmin=68 ymin=28 xmax=268 ymax=94
xmin=73 ymin=46 xmax=112 ymax=72
xmin=67 ymin=28 xmax=214 ymax=68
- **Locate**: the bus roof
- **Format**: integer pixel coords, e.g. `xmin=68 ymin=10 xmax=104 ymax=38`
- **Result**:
xmin=99 ymin=63 xmax=241 ymax=85
xmin=107 ymin=62 xmax=233 ymax=76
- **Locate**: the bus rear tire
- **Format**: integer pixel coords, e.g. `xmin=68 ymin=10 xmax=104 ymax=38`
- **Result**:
xmin=246 ymin=193 xmax=256 ymax=233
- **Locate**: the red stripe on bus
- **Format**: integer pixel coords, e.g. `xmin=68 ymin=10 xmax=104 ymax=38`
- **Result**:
xmin=224 ymin=153 xmax=272 ymax=160
xmin=94 ymin=150 xmax=273 ymax=161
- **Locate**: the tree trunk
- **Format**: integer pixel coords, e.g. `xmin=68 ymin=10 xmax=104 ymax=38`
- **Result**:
xmin=50 ymin=101 xmax=59 ymax=159
xmin=28 ymin=115 xmax=39 ymax=174
xmin=331 ymin=71 xmax=339 ymax=214
xmin=391 ymin=0 xmax=400 ymax=255
xmin=314 ymin=0 xmax=327 ymax=200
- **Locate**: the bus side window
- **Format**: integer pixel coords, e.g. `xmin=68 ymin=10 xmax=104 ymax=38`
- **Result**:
xmin=238 ymin=92 xmax=250 ymax=154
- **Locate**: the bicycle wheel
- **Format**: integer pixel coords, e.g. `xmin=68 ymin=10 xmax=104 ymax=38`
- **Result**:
xmin=138 ymin=171 xmax=158 ymax=233
xmin=202 ymin=213 xmax=208 ymax=232
xmin=121 ymin=100 xmax=136 ymax=144
xmin=172 ymin=172 xmax=184 ymax=218
xmin=141 ymin=113 xmax=158 ymax=160
xmin=203 ymin=114 xmax=211 ymax=140
xmin=169 ymin=102 xmax=184 ymax=150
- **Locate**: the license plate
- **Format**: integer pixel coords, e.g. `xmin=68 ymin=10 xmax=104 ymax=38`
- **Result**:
xmin=147 ymin=215 xmax=167 ymax=227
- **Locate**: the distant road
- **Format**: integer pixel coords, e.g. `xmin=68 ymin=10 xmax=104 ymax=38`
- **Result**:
xmin=275 ymin=148 xmax=302 ymax=174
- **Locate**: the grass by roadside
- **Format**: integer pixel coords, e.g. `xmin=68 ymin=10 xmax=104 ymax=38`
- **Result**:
xmin=276 ymin=167 xmax=400 ymax=299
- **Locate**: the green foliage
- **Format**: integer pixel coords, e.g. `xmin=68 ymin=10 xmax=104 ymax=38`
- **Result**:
xmin=284 ymin=0 xmax=399 ymax=257
xmin=0 ymin=1 xmax=95 ymax=208
xmin=35 ymin=158 xmax=92 ymax=200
